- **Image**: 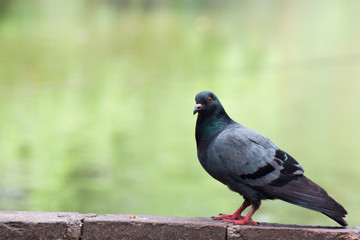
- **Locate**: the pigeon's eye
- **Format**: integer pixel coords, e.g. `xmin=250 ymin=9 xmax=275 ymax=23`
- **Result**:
xmin=208 ymin=97 xmax=213 ymax=103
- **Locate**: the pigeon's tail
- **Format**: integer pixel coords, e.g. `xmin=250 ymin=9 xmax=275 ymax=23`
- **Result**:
xmin=265 ymin=175 xmax=348 ymax=226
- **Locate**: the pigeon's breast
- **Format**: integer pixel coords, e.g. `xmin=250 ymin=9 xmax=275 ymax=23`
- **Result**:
xmin=197 ymin=138 xmax=232 ymax=185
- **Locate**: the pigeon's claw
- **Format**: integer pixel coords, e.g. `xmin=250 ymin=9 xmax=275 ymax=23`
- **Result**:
xmin=225 ymin=201 xmax=260 ymax=225
xmin=212 ymin=213 xmax=244 ymax=220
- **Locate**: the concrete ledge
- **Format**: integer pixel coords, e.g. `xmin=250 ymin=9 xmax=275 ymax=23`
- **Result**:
xmin=0 ymin=211 xmax=83 ymax=240
xmin=228 ymin=223 xmax=359 ymax=240
xmin=82 ymin=214 xmax=227 ymax=240
xmin=0 ymin=211 xmax=358 ymax=240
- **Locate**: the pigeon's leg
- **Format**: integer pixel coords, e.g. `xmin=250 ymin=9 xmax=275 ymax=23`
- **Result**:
xmin=212 ymin=199 xmax=251 ymax=220
xmin=225 ymin=201 xmax=261 ymax=225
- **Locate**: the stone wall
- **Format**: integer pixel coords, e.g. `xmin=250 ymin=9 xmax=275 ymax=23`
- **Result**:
xmin=0 ymin=211 xmax=358 ymax=240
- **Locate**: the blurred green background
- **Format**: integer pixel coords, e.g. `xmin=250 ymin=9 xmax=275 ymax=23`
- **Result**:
xmin=0 ymin=0 xmax=359 ymax=227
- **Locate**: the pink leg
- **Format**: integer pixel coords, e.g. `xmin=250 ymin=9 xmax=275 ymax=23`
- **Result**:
xmin=212 ymin=199 xmax=251 ymax=220
xmin=223 ymin=201 xmax=261 ymax=225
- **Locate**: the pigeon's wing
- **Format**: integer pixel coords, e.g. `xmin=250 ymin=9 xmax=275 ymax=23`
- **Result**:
xmin=213 ymin=124 xmax=304 ymax=187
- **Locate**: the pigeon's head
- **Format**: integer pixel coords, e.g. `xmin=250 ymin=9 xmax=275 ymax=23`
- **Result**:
xmin=193 ymin=91 xmax=223 ymax=116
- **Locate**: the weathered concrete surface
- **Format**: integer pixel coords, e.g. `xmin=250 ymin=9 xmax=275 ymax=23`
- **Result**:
xmin=82 ymin=214 xmax=227 ymax=240
xmin=0 ymin=211 xmax=359 ymax=240
xmin=0 ymin=211 xmax=84 ymax=240
xmin=228 ymin=222 xmax=360 ymax=240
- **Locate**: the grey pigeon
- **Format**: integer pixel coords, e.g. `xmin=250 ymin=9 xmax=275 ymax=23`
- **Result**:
xmin=193 ymin=91 xmax=347 ymax=226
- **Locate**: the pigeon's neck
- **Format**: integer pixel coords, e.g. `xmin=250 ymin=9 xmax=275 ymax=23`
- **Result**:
xmin=196 ymin=109 xmax=232 ymax=147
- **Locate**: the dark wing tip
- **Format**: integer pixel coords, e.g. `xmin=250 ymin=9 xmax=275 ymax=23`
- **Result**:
xmin=325 ymin=213 xmax=348 ymax=227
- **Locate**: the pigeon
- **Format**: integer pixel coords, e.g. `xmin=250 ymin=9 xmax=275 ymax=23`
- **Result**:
xmin=193 ymin=90 xmax=347 ymax=226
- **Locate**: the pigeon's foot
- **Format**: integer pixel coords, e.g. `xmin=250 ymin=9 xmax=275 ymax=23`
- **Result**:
xmin=223 ymin=218 xmax=258 ymax=225
xmin=220 ymin=200 xmax=260 ymax=225
xmin=212 ymin=200 xmax=251 ymax=221
xmin=212 ymin=213 xmax=244 ymax=220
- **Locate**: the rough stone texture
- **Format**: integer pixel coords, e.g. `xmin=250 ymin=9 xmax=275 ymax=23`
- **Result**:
xmin=0 ymin=212 xmax=359 ymax=240
xmin=57 ymin=212 xmax=85 ymax=239
xmin=228 ymin=222 xmax=360 ymax=240
xmin=0 ymin=211 xmax=84 ymax=240
xmin=82 ymin=214 xmax=227 ymax=240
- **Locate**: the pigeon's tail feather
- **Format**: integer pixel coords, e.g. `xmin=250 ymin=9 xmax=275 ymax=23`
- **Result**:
xmin=265 ymin=176 xmax=347 ymax=226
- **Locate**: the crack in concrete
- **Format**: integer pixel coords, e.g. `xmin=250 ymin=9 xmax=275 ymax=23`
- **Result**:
xmin=57 ymin=213 xmax=85 ymax=240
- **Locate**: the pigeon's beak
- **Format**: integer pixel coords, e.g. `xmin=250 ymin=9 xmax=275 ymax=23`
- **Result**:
xmin=193 ymin=103 xmax=203 ymax=115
